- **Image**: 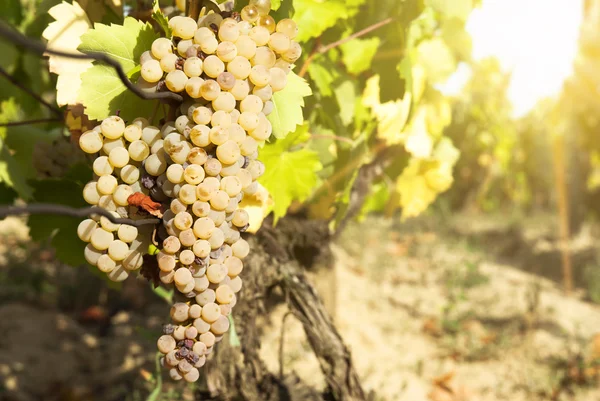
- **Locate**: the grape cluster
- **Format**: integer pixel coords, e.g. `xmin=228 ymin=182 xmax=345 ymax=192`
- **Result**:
xmin=76 ymin=116 xmax=153 ymax=282
xmin=33 ymin=136 xmax=86 ymax=178
xmin=75 ymin=0 xmax=298 ymax=382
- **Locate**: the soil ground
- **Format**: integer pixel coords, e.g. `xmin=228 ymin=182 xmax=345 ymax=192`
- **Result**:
xmin=0 ymin=212 xmax=599 ymax=401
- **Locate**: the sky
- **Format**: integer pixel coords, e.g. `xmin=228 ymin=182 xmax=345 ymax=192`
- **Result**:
xmin=439 ymin=0 xmax=584 ymax=118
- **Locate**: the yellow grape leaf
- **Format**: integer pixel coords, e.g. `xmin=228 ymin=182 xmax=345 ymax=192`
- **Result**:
xmin=396 ymin=160 xmax=438 ymax=219
xmin=42 ymin=1 xmax=93 ymax=106
xmin=404 ymin=108 xmax=433 ymax=158
xmin=424 ymin=163 xmax=454 ymax=192
xmin=238 ymin=183 xmax=273 ymax=233
xmin=361 ymin=75 xmax=411 ymax=145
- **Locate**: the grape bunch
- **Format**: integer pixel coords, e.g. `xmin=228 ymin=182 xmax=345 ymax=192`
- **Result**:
xmin=75 ymin=0 xmax=299 ymax=383
xmin=33 ymin=135 xmax=86 ymax=178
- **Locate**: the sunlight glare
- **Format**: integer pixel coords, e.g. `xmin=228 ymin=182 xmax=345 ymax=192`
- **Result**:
xmin=467 ymin=0 xmax=583 ymax=117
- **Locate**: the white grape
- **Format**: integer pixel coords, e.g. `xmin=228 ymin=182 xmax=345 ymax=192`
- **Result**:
xmin=113 ymin=185 xmax=133 ymax=206
xmin=90 ymin=228 xmax=113 ymax=251
xmin=79 ymin=130 xmax=103 ymax=154
xmin=109 ymin=147 xmax=129 ymax=168
xmin=97 ymin=254 xmax=117 ymax=273
xmin=276 ymin=18 xmax=298 ymax=39
xmin=203 ymin=55 xmax=225 ymax=78
xmin=268 ymin=32 xmax=291 ymax=54
xmin=108 ymin=240 xmax=129 ymax=261
xmin=93 ymin=156 xmax=114 ymax=176
xmin=152 ymin=38 xmax=173 ymax=59
xmin=165 ymin=70 xmax=188 ymax=92
xmin=141 ymin=59 xmax=163 ymax=83
xmin=77 ymin=219 xmax=98 ymax=242
xmin=101 ymin=116 xmax=125 ymax=139
xmin=97 ymin=175 xmax=118 ymax=195
xmin=183 ymin=57 xmax=203 ymax=77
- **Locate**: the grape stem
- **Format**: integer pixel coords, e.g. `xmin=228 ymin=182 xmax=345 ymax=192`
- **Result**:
xmin=0 ymin=21 xmax=184 ymax=104
xmin=298 ymin=17 xmax=394 ymax=78
xmin=0 ymin=66 xmax=63 ymax=118
xmin=0 ymin=204 xmax=160 ymax=227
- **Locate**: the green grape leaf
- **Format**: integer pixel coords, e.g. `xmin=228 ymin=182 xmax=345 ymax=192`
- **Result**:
xmin=293 ymin=0 xmax=348 ymax=42
xmin=334 ymin=80 xmax=356 ymax=127
xmin=0 ymin=99 xmax=55 ymax=199
xmin=27 ymin=179 xmax=88 ymax=266
xmin=268 ymin=72 xmax=312 ymax=138
xmin=340 ymin=37 xmax=380 ymax=75
xmin=417 ymin=38 xmax=456 ymax=83
xmin=259 ymin=125 xmax=322 ymax=223
xmin=78 ymin=17 xmax=156 ymax=72
xmin=426 ymin=0 xmax=473 ymax=22
xmin=358 ymin=182 xmax=390 ymax=221
xmin=77 ymin=17 xmax=160 ymax=121
xmin=308 ymin=61 xmax=336 ymax=97
xmin=79 ymin=65 xmax=158 ymax=122
xmin=151 ymin=0 xmax=172 ymax=37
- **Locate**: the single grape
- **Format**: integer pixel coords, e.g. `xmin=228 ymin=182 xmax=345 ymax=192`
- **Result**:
xmin=79 ymin=130 xmax=103 ymax=154
xmin=183 ymin=57 xmax=203 ymax=78
xmin=166 ymin=70 xmax=188 ymax=93
xmin=218 ymin=19 xmax=240 ymax=42
xmin=141 ymin=59 xmax=163 ymax=83
xmin=258 ymin=15 xmax=276 ymax=34
xmin=241 ymin=4 xmax=260 ymax=23
xmin=152 ymin=37 xmax=173 ymax=59
xmin=235 ymin=35 xmax=257 ymax=59
xmin=276 ymin=18 xmax=298 ymax=39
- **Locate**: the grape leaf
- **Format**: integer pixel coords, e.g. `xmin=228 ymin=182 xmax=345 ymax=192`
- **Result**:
xmin=334 ymin=81 xmax=356 ymax=127
xmin=307 ymin=61 xmax=336 ymax=97
xmin=396 ymin=159 xmax=437 ymax=219
xmin=259 ymin=125 xmax=322 ymax=223
xmin=362 ymin=75 xmax=412 ymax=145
xmin=426 ymin=0 xmax=473 ymax=22
xmin=42 ymin=1 xmax=93 ymax=106
xmin=78 ymin=65 xmax=158 ymax=123
xmin=151 ymin=0 xmax=171 ymax=37
xmin=417 ymin=38 xmax=456 ymax=83
xmin=27 ymin=179 xmax=88 ymax=266
xmin=340 ymin=37 xmax=381 ymax=75
xmin=77 ymin=17 xmax=160 ymax=121
xmin=293 ymin=0 xmax=348 ymax=42
xmin=78 ymin=17 xmax=156 ymax=72
xmin=268 ymin=72 xmax=312 ymax=138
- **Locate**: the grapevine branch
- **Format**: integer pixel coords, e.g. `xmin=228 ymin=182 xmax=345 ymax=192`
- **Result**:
xmin=0 ymin=65 xmax=62 ymax=118
xmin=298 ymin=17 xmax=394 ymax=78
xmin=0 ymin=21 xmax=183 ymax=104
xmin=0 ymin=204 xmax=160 ymax=227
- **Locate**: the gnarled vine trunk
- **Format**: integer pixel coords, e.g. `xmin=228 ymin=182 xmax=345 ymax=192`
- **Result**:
xmin=200 ymin=215 xmax=369 ymax=401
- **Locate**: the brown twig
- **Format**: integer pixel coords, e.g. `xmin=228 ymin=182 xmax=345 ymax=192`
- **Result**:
xmin=0 ymin=21 xmax=183 ymax=104
xmin=0 ymin=118 xmax=63 ymax=127
xmin=298 ymin=17 xmax=394 ymax=78
xmin=0 ymin=66 xmax=62 ymax=118
xmin=0 ymin=204 xmax=160 ymax=227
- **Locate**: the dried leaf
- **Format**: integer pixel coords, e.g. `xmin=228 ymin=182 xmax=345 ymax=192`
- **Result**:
xmin=127 ymin=192 xmax=163 ymax=217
